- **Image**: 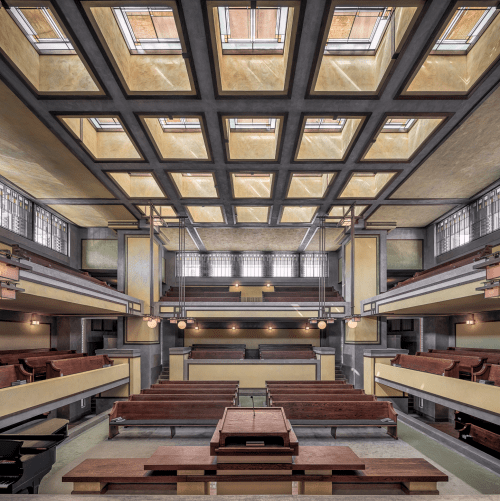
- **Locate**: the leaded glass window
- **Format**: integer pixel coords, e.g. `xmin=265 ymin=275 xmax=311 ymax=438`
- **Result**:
xmin=0 ymin=183 xmax=32 ymax=239
xmin=301 ymin=253 xmax=328 ymax=278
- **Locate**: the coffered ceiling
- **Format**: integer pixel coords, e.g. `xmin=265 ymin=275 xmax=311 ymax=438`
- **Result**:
xmin=0 ymin=0 xmax=500 ymax=253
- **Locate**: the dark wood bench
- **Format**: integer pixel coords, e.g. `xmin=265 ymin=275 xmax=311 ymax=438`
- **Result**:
xmin=0 ymin=350 xmax=75 ymax=366
xmin=433 ymin=349 xmax=500 ymax=365
xmin=271 ymin=401 xmax=398 ymax=439
xmin=266 ymin=387 xmax=359 ymax=406
xmin=260 ymin=351 xmax=315 ymax=360
xmin=458 ymin=423 xmax=500 ymax=454
xmin=46 ymin=355 xmax=113 ymax=379
xmin=161 ymin=296 xmax=241 ymax=302
xmin=190 ymin=350 xmax=245 ymax=359
xmin=260 ymin=344 xmax=314 ymax=350
xmin=129 ymin=394 xmax=236 ymax=404
xmin=450 ymin=347 xmax=500 ymax=353
xmin=267 ymin=380 xmax=346 ymax=384
xmin=156 ymin=379 xmax=239 ymax=384
xmin=151 ymin=383 xmax=238 ymax=390
xmin=142 ymin=388 xmax=238 ymax=396
xmin=192 ymin=344 xmax=245 ymax=350
xmin=393 ymin=245 xmax=492 ymax=290
xmin=473 ymin=363 xmax=500 ymax=385
xmin=270 ymin=394 xmax=376 ymax=405
xmin=0 ymin=348 xmax=52 ymax=355
xmin=0 ymin=364 xmax=33 ymax=388
xmin=416 ymin=352 xmax=485 ymax=375
xmin=391 ymin=354 xmax=459 ymax=378
xmin=108 ymin=401 xmax=231 ymax=439
xmin=22 ymin=353 xmax=87 ymax=377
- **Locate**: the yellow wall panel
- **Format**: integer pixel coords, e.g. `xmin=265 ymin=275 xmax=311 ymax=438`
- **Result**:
xmin=0 ymin=322 xmax=50 ymax=350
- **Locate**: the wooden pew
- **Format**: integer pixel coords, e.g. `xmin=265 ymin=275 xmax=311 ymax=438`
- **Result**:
xmin=270 ymin=394 xmax=376 ymax=405
xmin=449 ymin=347 xmax=500 ymax=353
xmin=161 ymin=296 xmax=240 ymax=302
xmin=391 ymin=354 xmax=459 ymax=378
xmin=432 ymin=349 xmax=500 ymax=365
xmin=22 ymin=353 xmax=87 ymax=377
xmin=458 ymin=423 xmax=500 ymax=454
xmin=0 ymin=348 xmax=52 ymax=355
xmin=260 ymin=344 xmax=314 ymax=350
xmin=260 ymin=351 xmax=316 ymax=359
xmin=190 ymin=350 xmax=245 ymax=360
xmin=393 ymin=245 xmax=492 ymax=290
xmin=156 ymin=380 xmax=239 ymax=384
xmin=0 ymin=364 xmax=33 ymax=388
xmin=416 ymin=352 xmax=485 ymax=375
xmin=129 ymin=394 xmax=236 ymax=404
xmin=473 ymin=363 xmax=500 ymax=385
xmin=150 ymin=383 xmax=237 ymax=390
xmin=46 ymin=355 xmax=113 ymax=379
xmin=271 ymin=401 xmax=398 ymax=439
xmin=267 ymin=387 xmax=359 ymax=406
xmin=0 ymin=350 xmax=75 ymax=366
xmin=267 ymin=380 xmax=346 ymax=384
xmin=142 ymin=388 xmax=237 ymax=395
xmin=108 ymin=401 xmax=231 ymax=439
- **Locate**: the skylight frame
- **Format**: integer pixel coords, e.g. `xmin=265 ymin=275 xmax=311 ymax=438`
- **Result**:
xmin=229 ymin=118 xmax=277 ymax=132
xmin=304 ymin=118 xmax=347 ymax=132
xmin=112 ymin=6 xmax=182 ymax=54
xmin=230 ymin=172 xmax=276 ymax=199
xmin=88 ymin=117 xmax=124 ymax=131
xmin=158 ymin=117 xmax=202 ymax=131
xmin=9 ymin=6 xmax=76 ymax=54
xmin=324 ymin=6 xmax=394 ymax=54
xmin=431 ymin=6 xmax=497 ymax=54
xmin=381 ymin=118 xmax=416 ymax=133
xmin=286 ymin=172 xmax=337 ymax=199
xmin=218 ymin=6 xmax=288 ymax=54
xmin=233 ymin=206 xmax=272 ymax=224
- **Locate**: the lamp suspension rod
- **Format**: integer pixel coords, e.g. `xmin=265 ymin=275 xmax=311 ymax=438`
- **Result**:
xmin=149 ymin=201 xmax=155 ymax=318
xmin=350 ymin=202 xmax=356 ymax=319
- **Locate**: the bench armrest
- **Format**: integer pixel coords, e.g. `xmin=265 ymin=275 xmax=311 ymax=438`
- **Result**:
xmin=473 ymin=364 xmax=491 ymax=381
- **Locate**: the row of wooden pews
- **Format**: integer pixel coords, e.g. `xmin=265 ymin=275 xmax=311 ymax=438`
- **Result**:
xmin=259 ymin=344 xmax=316 ymax=360
xmin=189 ymin=344 xmax=246 ymax=360
xmin=263 ymin=286 xmax=344 ymax=303
xmin=391 ymin=354 xmax=460 ymax=377
xmin=267 ymin=380 xmax=398 ymax=439
xmin=108 ymin=381 xmax=240 ymax=439
xmin=160 ymin=286 xmax=241 ymax=302
xmin=0 ymin=352 xmax=114 ymax=388
xmin=455 ymin=411 xmax=500 ymax=456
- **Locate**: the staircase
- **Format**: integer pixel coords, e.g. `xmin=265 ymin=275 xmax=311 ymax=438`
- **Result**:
xmin=335 ymin=364 xmax=347 ymax=382
xmin=157 ymin=366 xmax=170 ymax=383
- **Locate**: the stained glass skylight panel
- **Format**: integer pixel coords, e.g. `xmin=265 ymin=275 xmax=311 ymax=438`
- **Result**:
xmin=382 ymin=118 xmax=416 ymax=133
xmin=88 ymin=118 xmax=123 ymax=131
xmin=229 ymin=118 xmax=276 ymax=131
xmin=304 ymin=118 xmax=346 ymax=132
xmin=432 ymin=7 xmax=496 ymax=52
xmin=218 ymin=7 xmax=288 ymax=53
xmin=9 ymin=7 xmax=75 ymax=54
xmin=325 ymin=7 xmax=393 ymax=52
xmin=113 ymin=7 xmax=182 ymax=54
xmin=158 ymin=118 xmax=201 ymax=131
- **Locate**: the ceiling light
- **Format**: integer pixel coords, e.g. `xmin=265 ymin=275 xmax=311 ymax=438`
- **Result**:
xmin=178 ymin=320 xmax=187 ymax=330
xmin=347 ymin=316 xmax=361 ymax=329
xmin=147 ymin=317 xmax=158 ymax=328
xmin=318 ymin=320 xmax=327 ymax=330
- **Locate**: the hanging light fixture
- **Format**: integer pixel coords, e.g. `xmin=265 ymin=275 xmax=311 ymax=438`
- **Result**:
xmin=466 ymin=314 xmax=475 ymax=325
xmin=346 ymin=316 xmax=361 ymax=329
xmin=318 ymin=320 xmax=327 ymax=330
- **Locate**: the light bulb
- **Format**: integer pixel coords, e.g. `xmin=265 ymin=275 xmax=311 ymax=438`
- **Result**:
xmin=347 ymin=319 xmax=358 ymax=329
xmin=31 ymin=320 xmax=39 ymax=325
xmin=195 ymin=326 xmax=199 ymax=330
xmin=268 ymin=326 xmax=273 ymax=330
xmin=318 ymin=320 xmax=327 ymax=330
xmin=232 ymin=326 xmax=236 ymax=330
xmin=178 ymin=320 xmax=187 ymax=329
xmin=305 ymin=326 xmax=309 ymax=330
xmin=147 ymin=318 xmax=158 ymax=328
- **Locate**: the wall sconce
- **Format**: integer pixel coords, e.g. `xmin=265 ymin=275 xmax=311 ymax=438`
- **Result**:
xmin=232 ymin=326 xmax=236 ymax=330
xmin=266 ymin=283 xmax=271 ymax=287
xmin=305 ymin=326 xmax=309 ymax=330
xmin=466 ymin=314 xmax=475 ymax=325
xmin=268 ymin=326 xmax=273 ymax=330
xmin=31 ymin=314 xmax=39 ymax=325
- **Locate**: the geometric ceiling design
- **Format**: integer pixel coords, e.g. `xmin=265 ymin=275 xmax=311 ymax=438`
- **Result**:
xmin=0 ymin=0 xmax=500 ymax=253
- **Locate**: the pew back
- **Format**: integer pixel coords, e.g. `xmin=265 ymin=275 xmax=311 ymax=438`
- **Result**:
xmin=260 ymin=351 xmax=316 ymax=359
xmin=142 ymin=388 xmax=237 ymax=396
xmin=473 ymin=364 xmax=500 ymax=386
xmin=22 ymin=353 xmax=87 ymax=375
xmin=190 ymin=350 xmax=245 ymax=360
xmin=46 ymin=355 xmax=113 ymax=379
xmin=270 ymin=394 xmax=376 ymax=404
xmin=109 ymin=401 xmax=229 ymax=420
xmin=416 ymin=352 xmax=485 ymax=373
xmin=0 ymin=350 xmax=75 ymax=366
xmin=268 ymin=388 xmax=361 ymax=395
xmin=156 ymin=380 xmax=239 ymax=385
xmin=391 ymin=354 xmax=459 ymax=378
xmin=0 ymin=364 xmax=33 ymax=388
xmin=129 ymin=394 xmax=235 ymax=403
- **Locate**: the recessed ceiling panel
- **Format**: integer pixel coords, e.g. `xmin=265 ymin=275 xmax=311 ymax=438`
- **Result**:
xmin=362 ymin=117 xmax=445 ymax=161
xmin=295 ymin=117 xmax=363 ymax=161
xmin=85 ymin=2 xmax=196 ymax=96
xmin=231 ymin=173 xmax=274 ymax=198
xmin=280 ymin=206 xmax=319 ymax=223
xmin=328 ymin=205 xmax=368 ymax=218
xmin=402 ymin=5 xmax=500 ymax=97
xmin=60 ymin=116 xmax=143 ymax=161
xmin=108 ymin=172 xmax=165 ymax=198
xmin=339 ymin=172 xmax=396 ymax=199
xmin=0 ymin=81 xmax=112 ymax=199
xmin=48 ymin=204 xmax=135 ymax=227
xmin=186 ymin=205 xmax=225 ymax=223
xmin=367 ymin=204 xmax=457 ymax=227
xmin=223 ymin=117 xmax=283 ymax=161
xmin=392 ymin=85 xmax=500 ymax=199
xmin=197 ymin=227 xmax=308 ymax=251
xmin=169 ymin=172 xmax=218 ymax=198
xmin=206 ymin=1 xmax=300 ymax=96
xmin=287 ymin=172 xmax=336 ymax=198
xmin=142 ymin=116 xmax=210 ymax=161
xmin=0 ymin=4 xmax=103 ymax=95
xmin=306 ymin=227 xmax=345 ymax=251
xmin=137 ymin=205 xmax=177 ymax=218
xmin=310 ymin=3 xmax=421 ymax=96
xmin=235 ymin=206 xmax=270 ymax=223
xmin=160 ymin=227 xmax=199 ymax=251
